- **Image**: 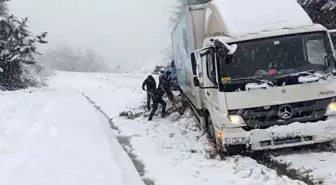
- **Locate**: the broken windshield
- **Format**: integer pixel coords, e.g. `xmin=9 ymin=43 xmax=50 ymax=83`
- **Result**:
xmin=219 ymin=32 xmax=335 ymax=81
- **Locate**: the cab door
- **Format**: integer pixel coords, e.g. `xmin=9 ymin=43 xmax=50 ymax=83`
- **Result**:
xmin=203 ymin=49 xmax=220 ymax=110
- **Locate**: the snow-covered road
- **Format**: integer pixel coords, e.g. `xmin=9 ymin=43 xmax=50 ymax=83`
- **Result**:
xmin=0 ymin=73 xmax=145 ymax=185
xmin=2 ymin=71 xmax=336 ymax=185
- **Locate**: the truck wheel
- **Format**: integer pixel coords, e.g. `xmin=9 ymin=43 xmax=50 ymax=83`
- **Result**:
xmin=224 ymin=144 xmax=248 ymax=155
xmin=206 ymin=115 xmax=215 ymax=140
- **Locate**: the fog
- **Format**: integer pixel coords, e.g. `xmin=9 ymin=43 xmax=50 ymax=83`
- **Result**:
xmin=9 ymin=0 xmax=172 ymax=71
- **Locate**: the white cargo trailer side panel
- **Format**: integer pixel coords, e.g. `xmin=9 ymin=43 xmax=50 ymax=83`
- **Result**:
xmin=171 ymin=6 xmax=206 ymax=110
xmin=187 ymin=5 xmax=207 ymax=50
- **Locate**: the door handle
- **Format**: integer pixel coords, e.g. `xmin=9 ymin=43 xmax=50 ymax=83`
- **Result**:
xmin=207 ymin=92 xmax=210 ymax=96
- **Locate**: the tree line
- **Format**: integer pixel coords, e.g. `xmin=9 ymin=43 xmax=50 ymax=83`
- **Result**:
xmin=38 ymin=44 xmax=111 ymax=73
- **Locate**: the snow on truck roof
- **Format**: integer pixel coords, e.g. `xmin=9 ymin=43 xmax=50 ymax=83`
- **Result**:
xmin=204 ymin=24 xmax=327 ymax=45
xmin=206 ymin=0 xmax=315 ymax=38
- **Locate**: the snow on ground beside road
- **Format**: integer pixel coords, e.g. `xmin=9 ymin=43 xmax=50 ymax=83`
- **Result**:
xmin=61 ymin=71 xmax=306 ymax=185
xmin=112 ymin=108 xmax=306 ymax=185
xmin=0 ymin=80 xmax=144 ymax=185
xmin=272 ymin=152 xmax=336 ymax=185
xmin=48 ymin=71 xmax=147 ymax=117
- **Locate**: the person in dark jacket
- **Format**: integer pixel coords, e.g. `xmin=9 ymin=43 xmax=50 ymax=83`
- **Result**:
xmin=148 ymin=87 xmax=166 ymax=121
xmin=142 ymin=75 xmax=156 ymax=110
xmin=159 ymin=71 xmax=174 ymax=102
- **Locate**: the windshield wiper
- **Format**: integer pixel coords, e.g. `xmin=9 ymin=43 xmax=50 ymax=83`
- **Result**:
xmin=231 ymin=77 xmax=275 ymax=87
xmin=298 ymin=69 xmax=336 ymax=80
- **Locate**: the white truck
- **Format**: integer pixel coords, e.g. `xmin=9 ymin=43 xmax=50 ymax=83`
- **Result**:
xmin=171 ymin=0 xmax=336 ymax=153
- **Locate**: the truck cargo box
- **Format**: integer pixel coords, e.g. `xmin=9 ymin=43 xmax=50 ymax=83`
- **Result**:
xmin=171 ymin=4 xmax=207 ymax=110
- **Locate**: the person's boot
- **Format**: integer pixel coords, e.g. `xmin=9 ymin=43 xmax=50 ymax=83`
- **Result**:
xmin=148 ymin=112 xmax=154 ymax=121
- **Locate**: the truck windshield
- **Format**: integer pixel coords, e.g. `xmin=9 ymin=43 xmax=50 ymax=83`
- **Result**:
xmin=219 ymin=32 xmax=335 ymax=80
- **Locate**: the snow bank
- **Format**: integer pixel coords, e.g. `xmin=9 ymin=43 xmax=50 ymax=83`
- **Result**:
xmin=0 ymin=85 xmax=144 ymax=185
xmin=273 ymin=152 xmax=336 ymax=185
xmin=212 ymin=0 xmax=313 ymax=37
xmin=251 ymin=117 xmax=336 ymax=140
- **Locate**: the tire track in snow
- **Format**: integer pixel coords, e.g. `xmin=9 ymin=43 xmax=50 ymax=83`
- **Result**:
xmin=250 ymin=152 xmax=317 ymax=185
xmin=256 ymin=145 xmax=336 ymax=185
xmin=82 ymin=93 xmax=155 ymax=185
xmin=214 ymin=143 xmax=335 ymax=185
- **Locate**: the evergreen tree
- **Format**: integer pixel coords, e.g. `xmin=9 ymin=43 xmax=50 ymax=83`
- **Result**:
xmin=0 ymin=0 xmax=47 ymax=90
xmin=298 ymin=0 xmax=336 ymax=46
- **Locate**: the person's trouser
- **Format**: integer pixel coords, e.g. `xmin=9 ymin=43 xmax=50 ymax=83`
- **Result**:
xmin=164 ymin=88 xmax=174 ymax=102
xmin=146 ymin=92 xmax=152 ymax=110
xmin=148 ymin=98 xmax=166 ymax=121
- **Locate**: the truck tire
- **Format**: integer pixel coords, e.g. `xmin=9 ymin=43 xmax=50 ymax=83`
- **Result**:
xmin=207 ymin=115 xmax=223 ymax=151
xmin=206 ymin=115 xmax=244 ymax=154
xmin=224 ymin=144 xmax=248 ymax=155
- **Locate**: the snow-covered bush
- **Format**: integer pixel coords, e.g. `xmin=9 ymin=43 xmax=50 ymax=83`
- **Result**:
xmin=0 ymin=0 xmax=47 ymax=90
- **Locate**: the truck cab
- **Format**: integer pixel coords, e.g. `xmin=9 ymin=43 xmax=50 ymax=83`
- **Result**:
xmin=193 ymin=27 xmax=336 ymax=152
xmin=172 ymin=0 xmax=336 ymax=153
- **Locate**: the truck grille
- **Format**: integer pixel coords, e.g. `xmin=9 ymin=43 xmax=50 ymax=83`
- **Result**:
xmin=228 ymin=97 xmax=336 ymax=131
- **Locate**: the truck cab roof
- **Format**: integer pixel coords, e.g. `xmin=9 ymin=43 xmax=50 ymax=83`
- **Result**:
xmin=205 ymin=0 xmax=315 ymax=39
xmin=204 ymin=24 xmax=328 ymax=45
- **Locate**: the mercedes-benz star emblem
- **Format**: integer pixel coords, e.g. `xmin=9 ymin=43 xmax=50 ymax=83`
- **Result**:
xmin=278 ymin=105 xmax=293 ymax=119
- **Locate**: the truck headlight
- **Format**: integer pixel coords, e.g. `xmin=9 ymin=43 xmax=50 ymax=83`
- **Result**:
xmin=228 ymin=115 xmax=245 ymax=124
xmin=326 ymin=102 xmax=336 ymax=116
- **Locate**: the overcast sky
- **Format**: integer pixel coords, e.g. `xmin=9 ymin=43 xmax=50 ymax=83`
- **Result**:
xmin=9 ymin=0 xmax=173 ymax=70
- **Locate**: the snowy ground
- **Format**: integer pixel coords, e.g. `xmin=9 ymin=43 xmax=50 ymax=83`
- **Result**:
xmin=0 ymin=73 xmax=144 ymax=185
xmin=272 ymin=152 xmax=336 ymax=185
xmin=4 ymin=71 xmax=336 ymax=185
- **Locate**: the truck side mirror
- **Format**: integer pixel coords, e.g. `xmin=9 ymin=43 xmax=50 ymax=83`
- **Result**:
xmin=325 ymin=54 xmax=336 ymax=67
xmin=193 ymin=76 xmax=200 ymax=87
xmin=191 ymin=52 xmax=197 ymax=75
xmin=328 ymin=29 xmax=336 ymax=34
xmin=213 ymin=39 xmax=238 ymax=56
xmin=191 ymin=52 xmax=201 ymax=87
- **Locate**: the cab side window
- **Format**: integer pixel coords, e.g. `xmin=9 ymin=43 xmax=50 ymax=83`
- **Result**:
xmin=206 ymin=52 xmax=217 ymax=85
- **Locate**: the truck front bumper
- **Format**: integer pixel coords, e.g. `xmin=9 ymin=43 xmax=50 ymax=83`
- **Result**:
xmin=221 ymin=117 xmax=336 ymax=151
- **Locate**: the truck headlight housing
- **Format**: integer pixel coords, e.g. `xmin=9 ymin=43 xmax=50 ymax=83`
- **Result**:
xmin=227 ymin=115 xmax=245 ymax=124
xmin=326 ymin=102 xmax=336 ymax=116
